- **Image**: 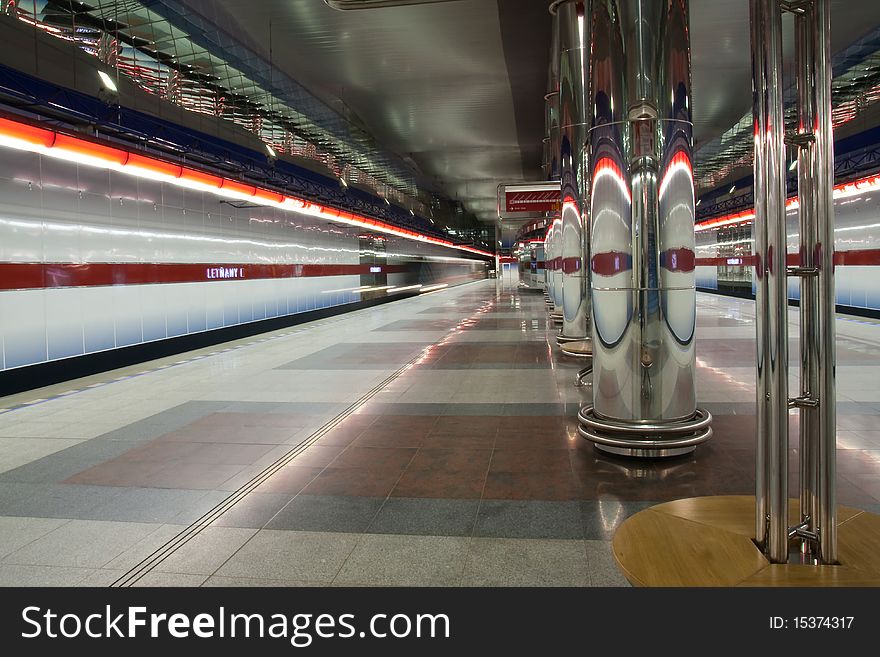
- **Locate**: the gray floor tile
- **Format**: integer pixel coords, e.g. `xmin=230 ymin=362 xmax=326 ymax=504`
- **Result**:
xmin=0 ymin=453 xmax=117 ymax=484
xmin=585 ymin=540 xmax=630 ymax=587
xmin=436 ymin=403 xmax=567 ymax=416
xmin=103 ymin=524 xmax=186 ymax=571
xmin=266 ymin=495 xmax=385 ymax=533
xmin=158 ymin=401 xmax=233 ymax=421
xmin=215 ymin=529 xmax=359 ymax=582
xmin=461 ymin=537 xmax=588 ymax=586
xmin=334 ymin=534 xmax=469 ymax=586
xmin=211 ymin=493 xmax=294 ymax=529
xmin=475 ymin=500 xmax=584 ymax=539
xmin=0 ymin=564 xmax=98 ymax=586
xmin=80 ymin=487 xmax=220 ymax=523
xmin=367 ymin=498 xmax=479 ymax=536
xmin=132 ymin=571 xmax=209 ymax=587
xmin=0 ymin=482 xmax=42 ymax=505
xmin=218 ymin=402 xmax=290 ymax=414
xmin=169 ymin=490 xmax=232 ymax=524
xmin=266 ymin=402 xmax=348 ymax=415
xmin=0 ymin=484 xmax=125 ymax=518
xmin=78 ymin=568 xmax=126 ymax=586
xmin=439 ymin=403 xmax=510 ymax=416
xmin=0 ymin=516 xmax=70 ymax=559
xmin=203 ymin=575 xmax=326 ymax=587
xmin=99 ymin=421 xmax=183 ymax=443
xmin=3 ymin=519 xmax=162 ymax=569
xmin=154 ymin=526 xmax=258 ymax=575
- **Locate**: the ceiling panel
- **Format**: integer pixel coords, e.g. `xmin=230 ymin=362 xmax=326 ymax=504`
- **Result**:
xmin=184 ymin=0 xmax=528 ymax=222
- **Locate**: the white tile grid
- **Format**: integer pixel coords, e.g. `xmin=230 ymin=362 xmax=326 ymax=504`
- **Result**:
xmin=0 ymin=282 xmax=481 ymax=481
xmin=101 ymin=526 xmax=629 ymax=588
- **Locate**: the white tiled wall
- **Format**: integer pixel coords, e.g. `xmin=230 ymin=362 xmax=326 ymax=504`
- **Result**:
xmin=696 ymin=189 xmax=880 ymax=309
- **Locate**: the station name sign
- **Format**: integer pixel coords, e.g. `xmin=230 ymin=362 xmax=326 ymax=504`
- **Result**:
xmin=206 ymin=266 xmax=245 ymax=280
xmin=498 ymin=182 xmax=561 ymax=219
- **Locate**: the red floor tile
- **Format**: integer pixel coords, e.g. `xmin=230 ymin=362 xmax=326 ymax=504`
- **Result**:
xmin=326 ymin=446 xmax=417 ymax=471
xmin=254 ymin=466 xmax=324 ymax=494
xmin=301 ymin=468 xmax=402 ymax=497
xmin=289 ymin=444 xmax=346 ymax=467
xmin=408 ymin=447 xmax=492 ymax=472
xmin=483 ymin=471 xmax=581 ymax=501
xmin=391 ymin=469 xmax=486 ymax=499
xmin=489 ymin=448 xmax=573 ymax=473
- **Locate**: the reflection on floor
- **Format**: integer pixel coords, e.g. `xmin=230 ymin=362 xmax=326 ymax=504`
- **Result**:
xmin=0 ymin=279 xmax=878 ymax=586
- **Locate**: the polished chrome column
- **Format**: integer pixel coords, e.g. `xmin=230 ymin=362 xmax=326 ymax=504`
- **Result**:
xmin=554 ymin=0 xmax=590 ymax=341
xmin=544 ymin=222 xmax=553 ymax=302
xmin=794 ymin=0 xmax=820 ymax=553
xmin=547 ymin=6 xmax=564 ymax=323
xmin=751 ymin=0 xmax=788 ymax=563
xmin=546 ymin=220 xmax=562 ymax=313
xmin=551 ymin=213 xmax=565 ymax=317
xmin=578 ymin=0 xmax=710 ymax=457
xmin=546 ymin=6 xmax=562 ymax=183
xmin=812 ymin=0 xmax=838 ymax=564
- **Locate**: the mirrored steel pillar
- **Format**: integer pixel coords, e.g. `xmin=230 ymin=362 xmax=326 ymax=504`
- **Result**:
xmin=546 ymin=6 xmax=564 ymax=320
xmin=551 ymin=214 xmax=565 ymax=318
xmin=812 ymin=0 xmax=838 ymax=566
xmin=578 ymin=0 xmax=711 ymax=457
xmin=751 ymin=0 xmax=789 ymax=562
xmin=553 ymin=0 xmax=590 ymax=341
xmin=753 ymin=0 xmax=837 ymax=565
xmin=545 ymin=7 xmax=562 ymax=183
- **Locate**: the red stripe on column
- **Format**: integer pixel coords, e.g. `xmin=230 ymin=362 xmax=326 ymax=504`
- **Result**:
xmin=0 ymin=263 xmax=410 ymax=290
xmin=662 ymin=248 xmax=695 ymax=272
xmin=591 ymin=251 xmax=631 ymax=276
xmin=561 ymin=257 xmax=582 ymax=274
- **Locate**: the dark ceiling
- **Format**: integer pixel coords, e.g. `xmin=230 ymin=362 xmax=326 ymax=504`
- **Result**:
xmin=178 ymin=0 xmax=880 ymax=223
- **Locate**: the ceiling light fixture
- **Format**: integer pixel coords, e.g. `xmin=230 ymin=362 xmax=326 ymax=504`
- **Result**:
xmin=97 ymin=70 xmax=117 ymax=92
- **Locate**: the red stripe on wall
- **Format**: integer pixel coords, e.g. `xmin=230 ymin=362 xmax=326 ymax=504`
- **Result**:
xmin=695 ymin=256 xmax=759 ymax=267
xmin=696 ymin=248 xmax=880 ymax=268
xmin=0 ymin=263 xmax=410 ymax=291
xmin=834 ymin=248 xmax=880 ymax=266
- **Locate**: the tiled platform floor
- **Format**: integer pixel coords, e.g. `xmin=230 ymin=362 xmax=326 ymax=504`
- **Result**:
xmin=0 ymin=279 xmax=879 ymax=586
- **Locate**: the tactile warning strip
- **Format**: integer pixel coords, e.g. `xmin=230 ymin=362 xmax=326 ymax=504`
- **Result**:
xmin=110 ymin=336 xmax=445 ymax=587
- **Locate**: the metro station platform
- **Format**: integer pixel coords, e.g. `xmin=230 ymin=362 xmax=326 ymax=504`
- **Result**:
xmin=0 ymin=279 xmax=878 ymax=586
